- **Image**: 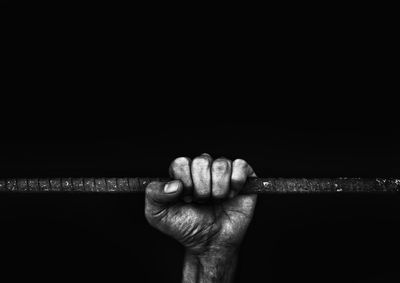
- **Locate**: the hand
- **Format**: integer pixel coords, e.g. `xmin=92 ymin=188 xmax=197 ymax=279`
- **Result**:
xmin=145 ymin=153 xmax=257 ymax=255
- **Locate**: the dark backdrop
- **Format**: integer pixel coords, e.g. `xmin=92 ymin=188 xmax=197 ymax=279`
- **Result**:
xmin=0 ymin=119 xmax=399 ymax=283
xmin=1 ymin=3 xmax=398 ymax=282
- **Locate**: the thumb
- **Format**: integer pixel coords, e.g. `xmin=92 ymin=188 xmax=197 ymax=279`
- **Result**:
xmin=145 ymin=180 xmax=183 ymax=210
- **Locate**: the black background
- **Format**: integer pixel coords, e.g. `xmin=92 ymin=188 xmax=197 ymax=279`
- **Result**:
xmin=0 ymin=119 xmax=399 ymax=283
xmin=1 ymin=2 xmax=399 ymax=282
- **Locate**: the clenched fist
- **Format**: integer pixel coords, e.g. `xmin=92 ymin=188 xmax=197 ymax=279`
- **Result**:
xmin=145 ymin=153 xmax=257 ymax=282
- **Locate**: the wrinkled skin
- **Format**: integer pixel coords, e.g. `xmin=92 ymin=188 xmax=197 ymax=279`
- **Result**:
xmin=145 ymin=153 xmax=257 ymax=254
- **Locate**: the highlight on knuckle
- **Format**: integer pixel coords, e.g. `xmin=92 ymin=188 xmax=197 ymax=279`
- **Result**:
xmin=233 ymin=158 xmax=248 ymax=170
xmin=192 ymin=156 xmax=211 ymax=169
xmin=212 ymin=158 xmax=230 ymax=172
xmin=172 ymin=157 xmax=190 ymax=169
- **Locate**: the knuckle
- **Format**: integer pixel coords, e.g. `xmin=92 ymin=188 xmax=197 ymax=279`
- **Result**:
xmin=192 ymin=156 xmax=211 ymax=168
xmin=146 ymin=181 xmax=159 ymax=192
xmin=170 ymin=157 xmax=191 ymax=178
xmin=171 ymin=157 xmax=190 ymax=168
xmin=212 ymin=158 xmax=230 ymax=171
xmin=144 ymin=182 xmax=154 ymax=194
xmin=233 ymin=158 xmax=248 ymax=169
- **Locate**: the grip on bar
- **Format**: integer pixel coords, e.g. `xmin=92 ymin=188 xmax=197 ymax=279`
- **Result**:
xmin=0 ymin=178 xmax=399 ymax=193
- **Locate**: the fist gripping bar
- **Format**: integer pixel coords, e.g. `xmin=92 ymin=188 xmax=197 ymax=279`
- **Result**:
xmin=0 ymin=178 xmax=399 ymax=193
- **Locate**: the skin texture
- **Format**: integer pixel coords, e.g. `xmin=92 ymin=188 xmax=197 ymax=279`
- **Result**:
xmin=145 ymin=154 xmax=257 ymax=282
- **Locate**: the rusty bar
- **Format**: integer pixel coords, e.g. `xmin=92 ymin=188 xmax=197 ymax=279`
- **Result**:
xmin=0 ymin=178 xmax=399 ymax=193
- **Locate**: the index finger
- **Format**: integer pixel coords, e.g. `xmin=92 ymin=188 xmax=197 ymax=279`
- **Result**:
xmin=230 ymin=159 xmax=257 ymax=198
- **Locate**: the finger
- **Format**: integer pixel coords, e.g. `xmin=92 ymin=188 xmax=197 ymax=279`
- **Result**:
xmin=169 ymin=157 xmax=193 ymax=202
xmin=211 ymin=158 xmax=232 ymax=200
xmin=230 ymin=159 xmax=257 ymax=198
xmin=145 ymin=180 xmax=183 ymax=210
xmin=191 ymin=154 xmax=212 ymax=202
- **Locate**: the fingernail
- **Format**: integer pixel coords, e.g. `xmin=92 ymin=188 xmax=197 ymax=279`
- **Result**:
xmin=183 ymin=196 xmax=192 ymax=203
xmin=164 ymin=181 xmax=179 ymax=193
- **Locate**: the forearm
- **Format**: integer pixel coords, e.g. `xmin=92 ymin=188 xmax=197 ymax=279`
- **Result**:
xmin=182 ymin=249 xmax=238 ymax=283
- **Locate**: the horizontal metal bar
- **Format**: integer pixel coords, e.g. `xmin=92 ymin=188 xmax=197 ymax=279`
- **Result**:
xmin=0 ymin=178 xmax=399 ymax=193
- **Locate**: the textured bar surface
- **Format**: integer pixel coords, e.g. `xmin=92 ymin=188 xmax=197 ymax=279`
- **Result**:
xmin=0 ymin=178 xmax=399 ymax=193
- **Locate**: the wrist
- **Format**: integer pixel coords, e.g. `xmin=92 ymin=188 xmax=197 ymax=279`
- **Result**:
xmin=188 ymin=245 xmax=238 ymax=262
xmin=183 ymin=247 xmax=239 ymax=283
